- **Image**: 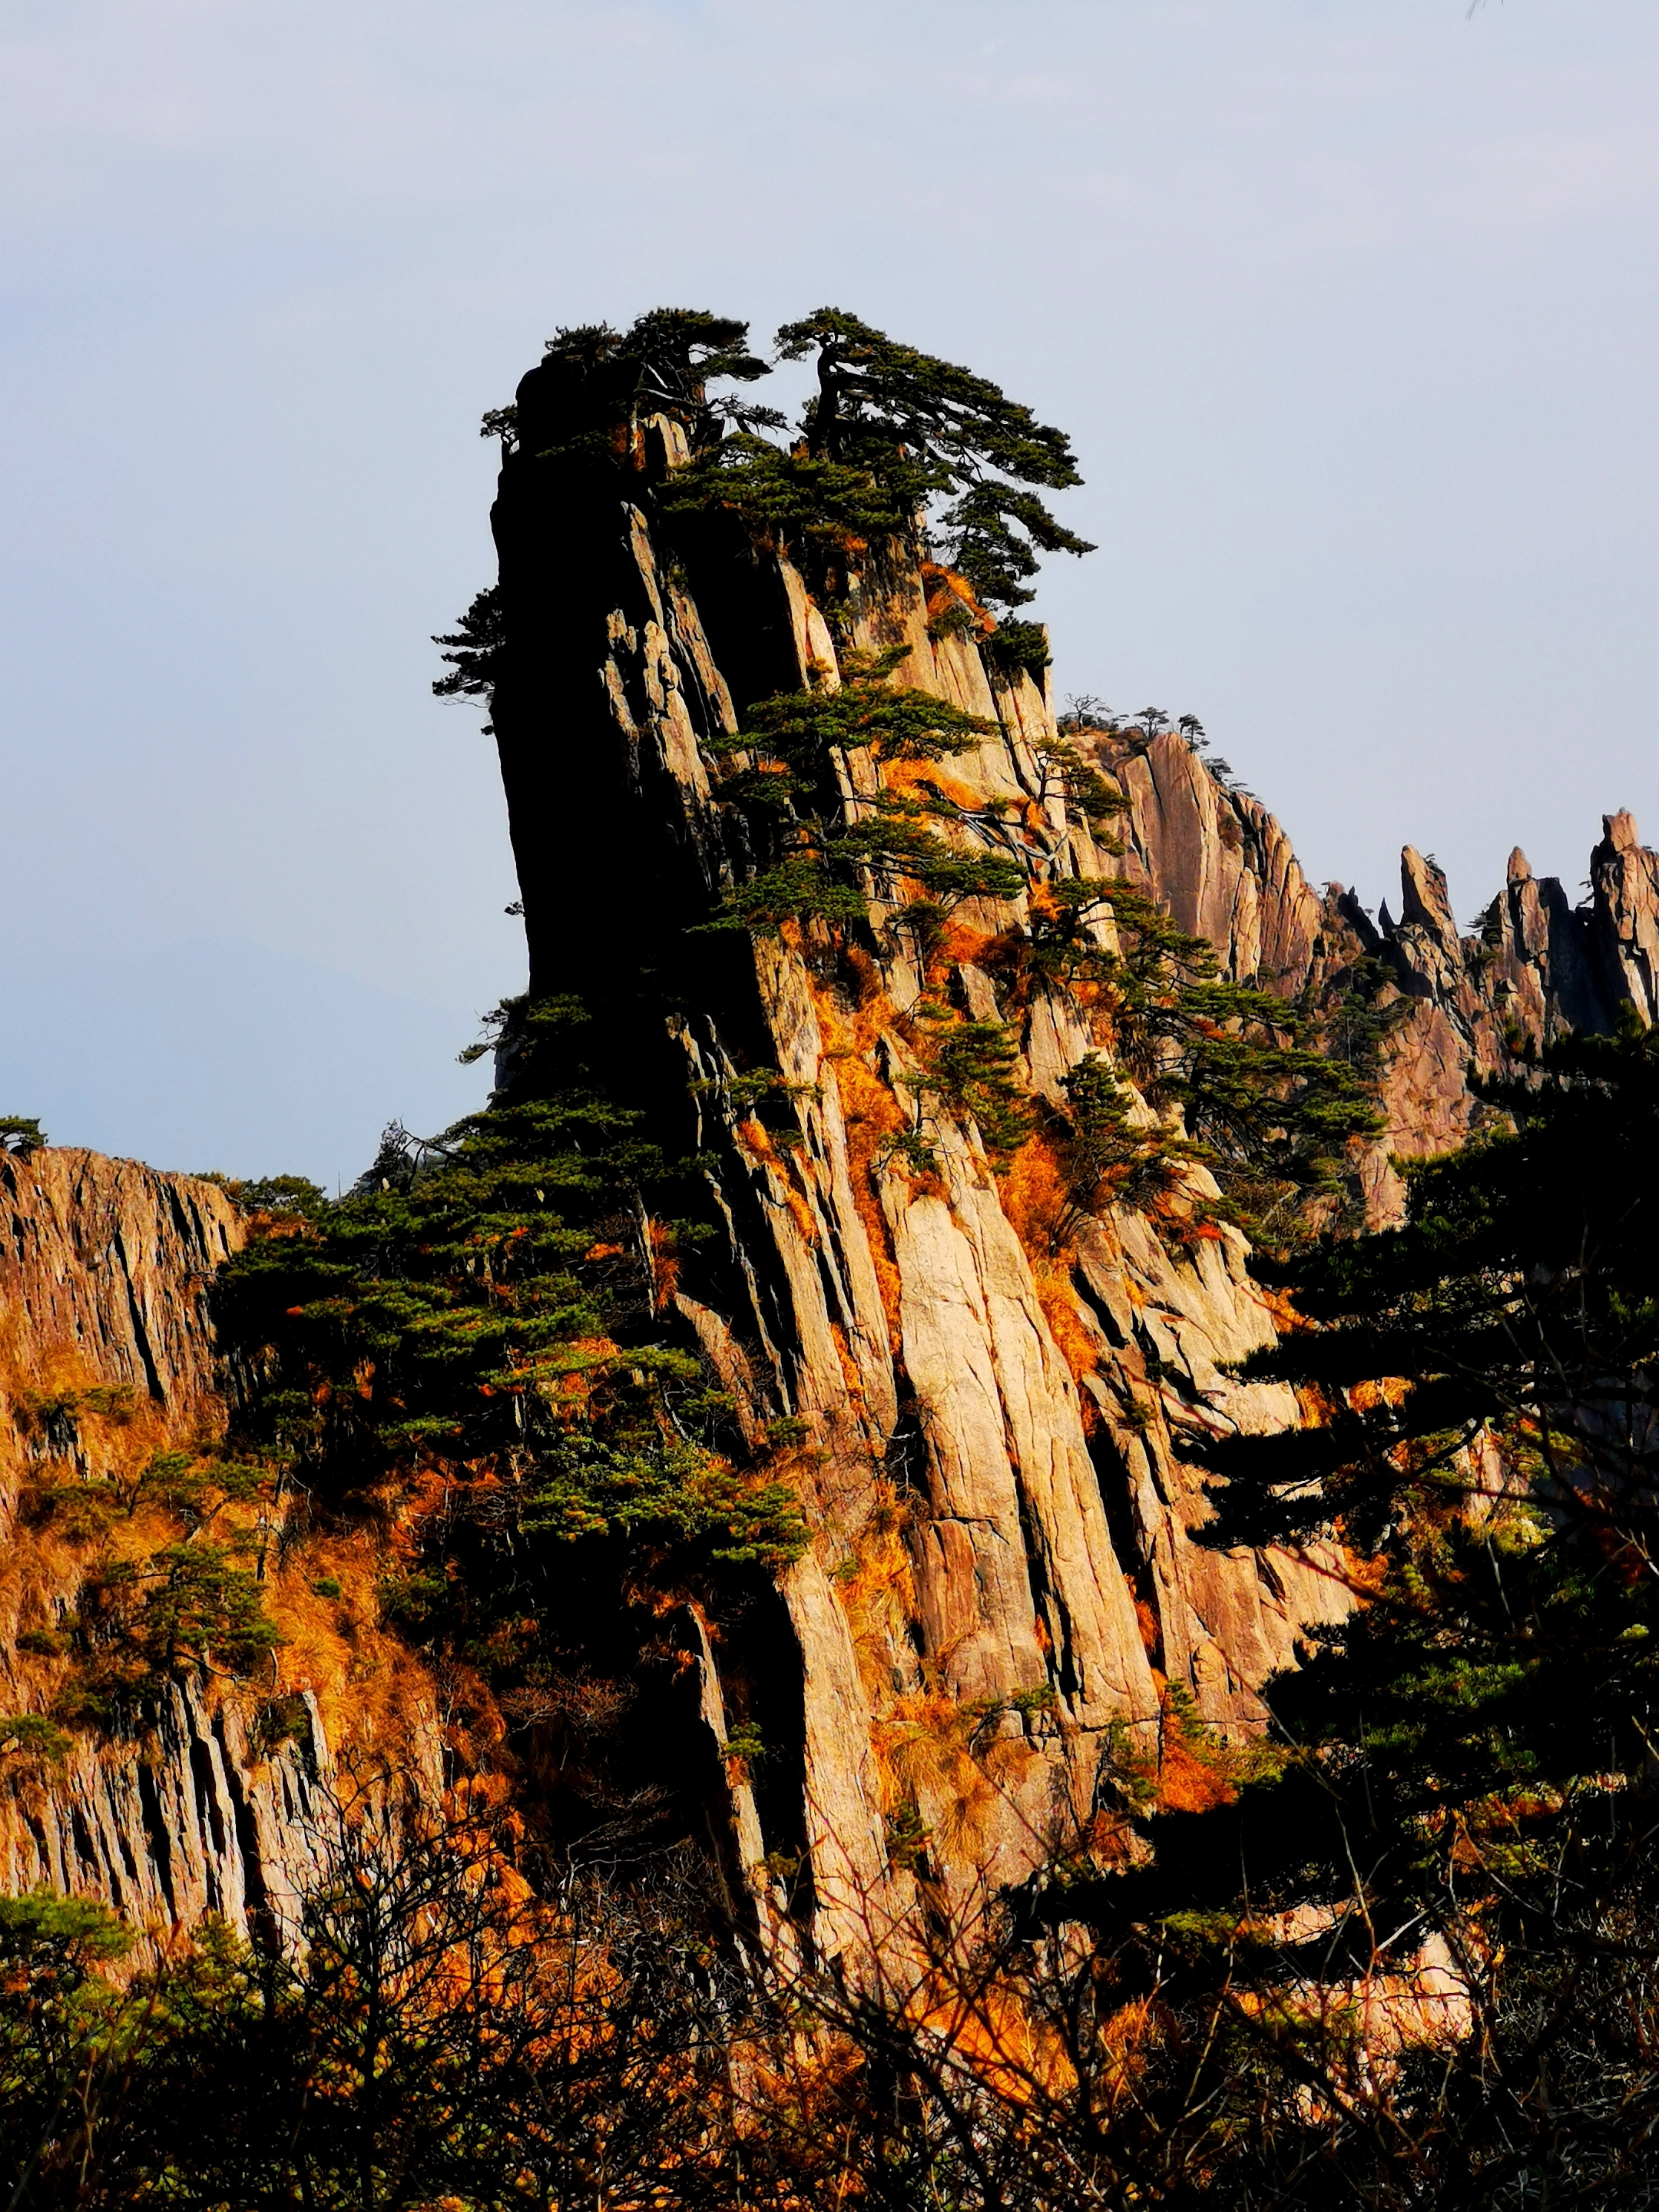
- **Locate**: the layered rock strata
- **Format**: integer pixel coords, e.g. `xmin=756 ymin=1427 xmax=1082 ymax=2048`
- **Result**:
xmin=0 ymin=1154 xmax=442 ymax=1949
xmin=488 ymin=377 xmax=1352 ymax=1928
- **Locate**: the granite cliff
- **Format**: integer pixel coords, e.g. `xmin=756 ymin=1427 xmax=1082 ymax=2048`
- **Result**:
xmin=0 ymin=1154 xmax=443 ymax=1951
xmin=1107 ymin=728 xmax=1659 ymax=1221
xmin=475 ymin=347 xmax=1659 ymax=1938
xmin=5 ymin=346 xmax=1657 ymax=1961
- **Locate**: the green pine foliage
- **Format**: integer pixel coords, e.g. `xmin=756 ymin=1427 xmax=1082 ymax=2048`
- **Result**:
xmin=1207 ymin=1014 xmax=1659 ymax=1551
xmin=432 ymin=584 xmax=506 ymax=732
xmin=449 ymin=303 xmax=1090 ymax=738
xmin=903 ymin=1005 xmax=1035 ymax=1169
xmin=214 ymin=997 xmax=805 ymax=1573
xmin=1025 ymin=1016 xmax=1659 ymax=2195
xmin=700 ymin=647 xmax=1025 ymax=948
xmin=1005 ymin=875 xmax=1383 ymax=1242
xmin=695 ymin=627 xmax=1376 ymax=1238
xmin=442 ymin=305 xmax=1386 ymax=1249
xmin=0 ymin=1715 xmax=71 ymax=1764
xmin=773 ymin=307 xmax=1094 ymax=611
xmin=653 ymin=304 xmax=1092 ymax=617
xmin=981 ymin=618 xmax=1052 ymax=683
xmin=1053 ymin=1051 xmax=1199 ymax=1228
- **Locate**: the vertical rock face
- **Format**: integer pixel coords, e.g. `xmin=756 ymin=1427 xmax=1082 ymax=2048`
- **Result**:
xmin=487 ymin=386 xmax=1352 ymax=1920
xmin=0 ymin=1150 xmax=240 ymax=1473
xmin=0 ymin=1155 xmax=293 ymax=1940
xmin=0 ymin=1154 xmax=444 ymax=1949
xmin=1107 ymin=731 xmax=1327 ymax=994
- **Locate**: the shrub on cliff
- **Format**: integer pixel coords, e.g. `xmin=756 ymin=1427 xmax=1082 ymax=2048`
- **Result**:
xmin=995 ymin=874 xmax=1382 ymax=1242
xmin=211 ymin=996 xmax=803 ymax=1846
xmin=0 ymin=1115 xmax=45 ymax=1155
xmin=698 ymin=644 xmax=1026 ymax=949
xmin=697 ymin=644 xmax=1376 ymax=1231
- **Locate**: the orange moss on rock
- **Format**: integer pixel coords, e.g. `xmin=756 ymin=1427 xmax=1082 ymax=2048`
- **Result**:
xmin=737 ymin=1120 xmax=822 ymax=1251
xmin=821 ymin=1054 xmax=908 ymax=1346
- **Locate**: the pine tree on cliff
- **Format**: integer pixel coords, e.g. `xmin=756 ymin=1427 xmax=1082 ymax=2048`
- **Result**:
xmin=440 ymin=303 xmax=1092 ymax=744
xmin=660 ymin=305 xmax=1094 ymax=614
xmin=774 ymin=306 xmax=1095 ymax=610
xmin=1045 ymin=1015 xmax=1659 ymax=2195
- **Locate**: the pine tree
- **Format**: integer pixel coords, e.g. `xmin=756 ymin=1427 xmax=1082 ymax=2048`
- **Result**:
xmin=661 ymin=306 xmax=1094 ymax=614
xmin=1004 ymin=875 xmax=1382 ymax=1240
xmin=698 ymin=647 xmax=1025 ymax=949
xmin=1032 ymin=1018 xmax=1659 ymax=2196
xmin=774 ymin=306 xmax=1094 ymax=609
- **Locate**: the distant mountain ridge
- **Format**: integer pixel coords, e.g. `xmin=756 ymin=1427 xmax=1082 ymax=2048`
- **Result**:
xmin=1102 ymin=722 xmax=1659 ymax=1220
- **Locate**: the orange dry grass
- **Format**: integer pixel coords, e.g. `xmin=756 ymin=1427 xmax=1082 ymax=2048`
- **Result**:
xmin=1038 ymin=1280 xmax=1103 ymax=1389
xmin=518 ymin=1336 xmax=620 ymax=1413
xmin=1157 ymin=1728 xmax=1237 ymax=1816
xmin=837 ymin=942 xmax=886 ymax=1011
xmin=998 ymin=1134 xmax=1072 ymax=1260
xmin=912 ymin=1975 xmax=1076 ymax=2105
xmin=646 ymin=1218 xmax=680 ymax=1310
xmin=1154 ymin=1695 xmax=1240 ymax=1816
xmin=0 ymin=1326 xmax=472 ymax=1810
xmin=0 ymin=1351 xmax=252 ymax=1671
xmin=263 ymin=1521 xmax=445 ymax=1763
xmin=1350 ymin=1374 xmax=1409 ymax=1415
xmin=931 ymin=917 xmax=1000 ymax=974
xmin=920 ymin=562 xmax=995 ymax=637
xmin=736 ymin=1121 xmax=823 ymax=1252
xmin=877 ymin=1692 xmax=1016 ymax=1863
xmin=826 ymin=1320 xmax=871 ymax=1423
xmin=996 ymin=1137 xmax=1103 ymax=1387
xmin=820 ymin=1054 xmax=908 ymax=1345
xmin=879 ymin=757 xmax=990 ymax=817
xmin=1252 ymin=1280 xmax=1304 ymax=1336
xmin=835 ymin=1488 xmax=918 ymax=1700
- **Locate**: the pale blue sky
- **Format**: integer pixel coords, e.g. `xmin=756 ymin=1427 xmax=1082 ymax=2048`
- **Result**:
xmin=1 ymin=0 xmax=1654 ymax=1181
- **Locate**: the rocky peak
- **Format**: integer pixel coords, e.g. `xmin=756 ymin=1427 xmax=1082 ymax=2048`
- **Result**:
xmin=1094 ymin=725 xmax=1659 ymax=1223
xmin=6 ymin=357 xmax=1656 ymax=1965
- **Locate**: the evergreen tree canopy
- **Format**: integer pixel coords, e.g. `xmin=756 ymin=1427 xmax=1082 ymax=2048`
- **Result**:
xmin=432 ymin=584 xmax=505 ymax=728
xmin=216 ymin=997 xmax=803 ymax=1573
xmin=700 ymin=647 xmax=1026 ymax=946
xmin=1207 ymin=1016 xmax=1659 ymax=1551
xmin=1003 ymin=874 xmax=1384 ymax=1238
xmin=658 ymin=304 xmax=1094 ymax=612
xmin=1025 ymin=1018 xmax=1659 ymax=2198
xmin=773 ymin=306 xmax=1094 ymax=608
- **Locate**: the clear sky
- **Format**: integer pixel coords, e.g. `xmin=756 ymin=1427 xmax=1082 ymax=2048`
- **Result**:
xmin=1 ymin=0 xmax=1654 ymax=1184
